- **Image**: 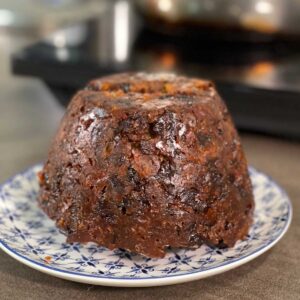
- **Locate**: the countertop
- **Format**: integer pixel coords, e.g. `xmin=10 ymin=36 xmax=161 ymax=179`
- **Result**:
xmin=0 ymin=35 xmax=299 ymax=300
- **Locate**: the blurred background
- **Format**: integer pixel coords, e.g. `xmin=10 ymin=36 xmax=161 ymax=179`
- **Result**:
xmin=1 ymin=0 xmax=300 ymax=180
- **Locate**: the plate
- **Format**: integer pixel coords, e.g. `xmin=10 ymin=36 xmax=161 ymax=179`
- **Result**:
xmin=0 ymin=165 xmax=292 ymax=287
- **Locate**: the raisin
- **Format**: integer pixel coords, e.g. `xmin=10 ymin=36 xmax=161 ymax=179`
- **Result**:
xmin=197 ymin=133 xmax=211 ymax=146
xmin=109 ymin=175 xmax=124 ymax=193
xmin=179 ymin=189 xmax=208 ymax=212
xmin=127 ymin=167 xmax=140 ymax=185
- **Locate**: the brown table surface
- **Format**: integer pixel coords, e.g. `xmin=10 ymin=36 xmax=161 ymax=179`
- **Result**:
xmin=1 ymin=36 xmax=300 ymax=300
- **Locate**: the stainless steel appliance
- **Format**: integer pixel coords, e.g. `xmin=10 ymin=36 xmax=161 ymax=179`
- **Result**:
xmin=135 ymin=0 xmax=300 ymax=36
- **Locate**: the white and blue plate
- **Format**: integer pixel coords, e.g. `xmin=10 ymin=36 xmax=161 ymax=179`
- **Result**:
xmin=0 ymin=165 xmax=292 ymax=287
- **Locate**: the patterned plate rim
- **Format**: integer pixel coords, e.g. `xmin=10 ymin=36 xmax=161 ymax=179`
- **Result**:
xmin=0 ymin=165 xmax=292 ymax=287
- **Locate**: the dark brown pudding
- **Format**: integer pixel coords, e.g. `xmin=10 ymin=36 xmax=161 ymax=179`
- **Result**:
xmin=38 ymin=72 xmax=254 ymax=258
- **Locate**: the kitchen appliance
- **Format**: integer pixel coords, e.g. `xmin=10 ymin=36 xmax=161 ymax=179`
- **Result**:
xmin=136 ymin=0 xmax=300 ymax=38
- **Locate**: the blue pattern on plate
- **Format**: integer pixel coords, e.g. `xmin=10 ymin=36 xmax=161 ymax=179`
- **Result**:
xmin=0 ymin=165 xmax=292 ymax=280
